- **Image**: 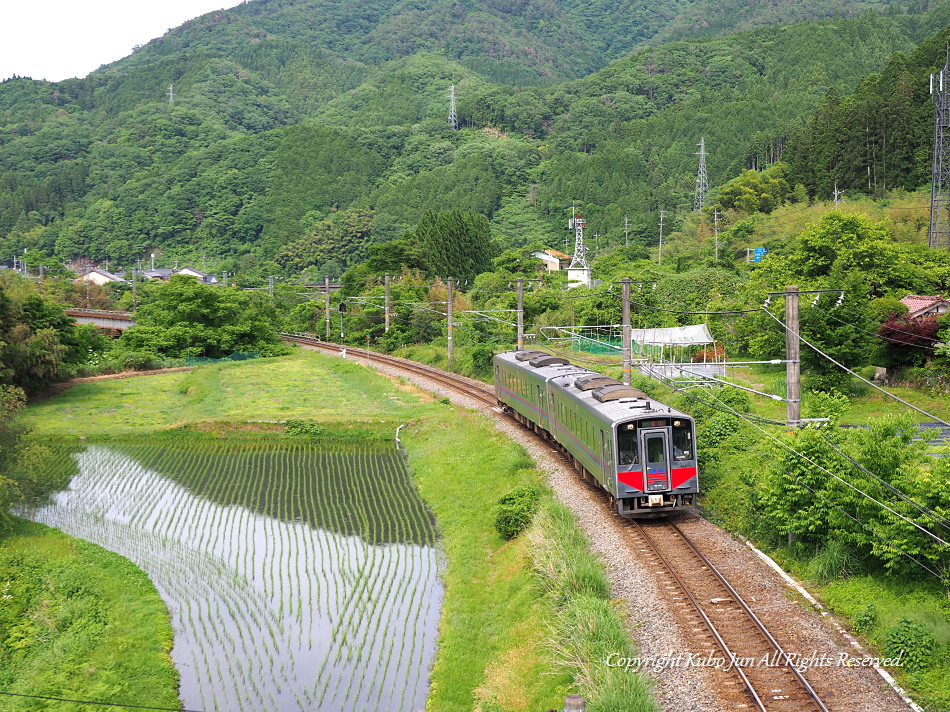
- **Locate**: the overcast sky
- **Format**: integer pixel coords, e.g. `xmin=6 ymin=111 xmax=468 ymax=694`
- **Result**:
xmin=1 ymin=1 xmax=241 ymax=82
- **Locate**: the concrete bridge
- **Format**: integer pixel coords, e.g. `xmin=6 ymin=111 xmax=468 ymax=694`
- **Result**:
xmin=65 ymin=309 xmax=135 ymax=330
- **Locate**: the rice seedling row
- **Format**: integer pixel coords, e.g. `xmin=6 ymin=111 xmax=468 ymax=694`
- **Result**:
xmin=21 ymin=438 xmax=442 ymax=712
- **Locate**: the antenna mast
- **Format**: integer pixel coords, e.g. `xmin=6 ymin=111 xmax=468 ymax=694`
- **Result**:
xmin=449 ymin=84 xmax=458 ymax=131
xmin=694 ymin=137 xmax=709 ymax=212
xmin=929 ymin=54 xmax=950 ymax=250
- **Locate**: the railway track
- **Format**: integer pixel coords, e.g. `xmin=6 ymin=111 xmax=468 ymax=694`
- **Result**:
xmin=280 ymin=333 xmax=498 ymax=407
xmin=625 ymin=518 xmax=829 ymax=712
xmin=285 ymin=334 xmax=834 ymax=711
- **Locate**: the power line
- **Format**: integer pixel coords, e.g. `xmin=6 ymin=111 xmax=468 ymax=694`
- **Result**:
xmin=696 ymin=387 xmax=950 ymax=549
xmin=762 ymin=309 xmax=950 ymax=427
xmin=817 ymin=430 xmax=950 ymax=534
xmin=0 ymin=691 xmax=206 ymax=712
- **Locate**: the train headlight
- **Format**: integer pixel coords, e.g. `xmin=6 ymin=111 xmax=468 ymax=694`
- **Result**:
xmin=625 ymin=423 xmax=635 ymax=430
xmin=673 ymin=420 xmax=681 ymax=426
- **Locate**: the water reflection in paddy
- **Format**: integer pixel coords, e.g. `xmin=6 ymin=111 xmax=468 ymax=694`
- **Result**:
xmin=24 ymin=443 xmax=443 ymax=712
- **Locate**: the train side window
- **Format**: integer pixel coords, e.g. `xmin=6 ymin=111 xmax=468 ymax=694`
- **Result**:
xmin=672 ymin=421 xmax=693 ymax=460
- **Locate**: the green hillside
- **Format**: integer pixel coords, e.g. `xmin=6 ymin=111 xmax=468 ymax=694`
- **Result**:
xmin=1 ymin=0 xmax=949 ymax=277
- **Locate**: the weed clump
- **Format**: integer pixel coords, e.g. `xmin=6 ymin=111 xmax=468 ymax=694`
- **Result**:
xmin=494 ymin=485 xmax=540 ymax=540
xmin=884 ymin=618 xmax=938 ymax=670
xmin=285 ymin=419 xmax=326 ymax=437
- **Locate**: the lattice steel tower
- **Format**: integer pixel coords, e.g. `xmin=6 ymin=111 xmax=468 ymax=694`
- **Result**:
xmin=694 ymin=137 xmax=709 ymax=211
xmin=449 ymin=84 xmax=458 ymax=131
xmin=929 ymin=59 xmax=950 ymax=250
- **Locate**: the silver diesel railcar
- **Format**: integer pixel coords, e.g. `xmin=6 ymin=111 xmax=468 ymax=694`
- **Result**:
xmin=493 ymin=350 xmax=697 ymax=517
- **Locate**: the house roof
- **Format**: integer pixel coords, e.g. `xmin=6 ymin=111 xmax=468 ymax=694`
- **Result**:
xmin=143 ymin=268 xmax=174 ymax=278
xmin=78 ymin=268 xmax=127 ymax=283
xmin=900 ymin=294 xmax=950 ymax=317
xmin=178 ymin=266 xmax=213 ymax=278
xmin=532 ymin=249 xmax=570 ymax=260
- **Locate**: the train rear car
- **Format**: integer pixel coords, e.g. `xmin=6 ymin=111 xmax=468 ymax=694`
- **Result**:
xmin=493 ymin=351 xmax=587 ymax=435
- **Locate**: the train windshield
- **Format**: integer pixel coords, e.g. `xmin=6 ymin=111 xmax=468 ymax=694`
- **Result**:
xmin=617 ymin=423 xmax=640 ymax=469
xmin=672 ymin=420 xmax=693 ymax=461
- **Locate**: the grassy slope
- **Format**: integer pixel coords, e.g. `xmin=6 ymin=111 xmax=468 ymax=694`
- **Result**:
xmin=0 ymin=519 xmax=179 ymax=711
xmin=405 ymin=413 xmax=573 ymax=710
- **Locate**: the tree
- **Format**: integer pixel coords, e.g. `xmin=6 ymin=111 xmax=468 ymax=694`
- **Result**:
xmin=415 ymin=210 xmax=494 ymax=283
xmin=119 ymin=275 xmax=286 ymax=358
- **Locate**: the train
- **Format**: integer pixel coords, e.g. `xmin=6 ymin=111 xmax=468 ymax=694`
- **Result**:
xmin=493 ymin=350 xmax=697 ymax=518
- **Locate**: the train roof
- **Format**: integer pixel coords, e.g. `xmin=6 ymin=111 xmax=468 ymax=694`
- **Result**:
xmin=494 ymin=350 xmax=691 ymax=425
xmin=549 ymin=371 xmax=689 ymax=425
xmin=494 ymin=350 xmax=592 ymax=382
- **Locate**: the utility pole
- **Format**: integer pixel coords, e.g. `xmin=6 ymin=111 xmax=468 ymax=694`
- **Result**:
xmin=624 ymin=216 xmax=630 ymax=248
xmin=446 ymin=278 xmax=454 ymax=370
xmin=833 ymin=183 xmax=844 ymax=210
xmin=150 ymin=253 xmax=155 ymax=271
xmin=324 ymin=276 xmax=331 ymax=340
xmin=168 ymin=84 xmax=174 ymax=106
xmin=384 ymin=273 xmax=391 ymax=333
xmin=621 ymin=277 xmax=632 ymax=385
xmin=222 ymin=270 xmax=228 ymax=287
xmin=516 ymin=277 xmax=524 ymax=351
xmin=785 ymin=285 xmax=801 ymax=428
xmin=713 ymin=208 xmax=722 ymax=261
xmin=694 ymin=137 xmax=709 ymax=212
xmin=658 ymin=210 xmax=666 ymax=265
xmin=930 ymin=54 xmax=950 ymax=249
xmin=132 ymin=269 xmax=138 ymax=313
xmin=268 ymin=275 xmax=274 ymax=296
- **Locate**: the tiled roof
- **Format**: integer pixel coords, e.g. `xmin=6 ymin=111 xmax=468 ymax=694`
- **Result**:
xmin=900 ymin=294 xmax=950 ymax=316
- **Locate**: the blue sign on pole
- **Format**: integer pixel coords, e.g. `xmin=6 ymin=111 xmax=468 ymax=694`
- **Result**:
xmin=753 ymin=247 xmax=768 ymax=263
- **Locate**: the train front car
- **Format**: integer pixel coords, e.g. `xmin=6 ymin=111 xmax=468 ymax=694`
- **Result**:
xmin=614 ymin=409 xmax=697 ymax=517
xmin=551 ymin=375 xmax=698 ymax=518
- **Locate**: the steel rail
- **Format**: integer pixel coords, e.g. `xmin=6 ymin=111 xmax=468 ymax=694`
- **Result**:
xmin=627 ymin=519 xmax=770 ymax=712
xmin=631 ymin=519 xmax=830 ymax=712
xmin=666 ymin=519 xmax=829 ymax=711
xmin=280 ymin=333 xmax=497 ymax=406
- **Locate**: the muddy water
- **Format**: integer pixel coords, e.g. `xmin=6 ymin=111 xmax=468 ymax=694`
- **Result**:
xmin=23 ymin=444 xmax=443 ymax=712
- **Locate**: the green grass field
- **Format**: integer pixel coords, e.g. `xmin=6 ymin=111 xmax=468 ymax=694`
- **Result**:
xmin=0 ymin=519 xmax=180 ymax=712
xmin=23 ymin=351 xmax=435 ymax=436
xmin=14 ymin=348 xmax=649 ymax=711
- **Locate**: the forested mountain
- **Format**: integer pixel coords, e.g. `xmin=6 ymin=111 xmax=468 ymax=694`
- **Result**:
xmin=1 ymin=0 xmax=950 ymax=280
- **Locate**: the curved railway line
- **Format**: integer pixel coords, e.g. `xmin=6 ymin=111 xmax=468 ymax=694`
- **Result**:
xmin=280 ymin=333 xmax=843 ymax=712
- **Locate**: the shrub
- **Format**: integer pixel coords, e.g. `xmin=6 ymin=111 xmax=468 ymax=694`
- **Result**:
xmin=810 ymin=540 xmax=857 ymax=583
xmin=697 ymin=412 xmax=740 ymax=448
xmin=285 ymin=419 xmax=327 ymax=437
xmin=494 ymin=485 xmax=540 ymax=540
xmin=852 ymin=604 xmax=878 ymax=635
xmin=884 ymin=618 xmax=938 ymax=670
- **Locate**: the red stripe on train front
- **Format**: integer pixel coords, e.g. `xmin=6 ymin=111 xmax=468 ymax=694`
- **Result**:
xmin=617 ymin=471 xmax=642 ymax=490
xmin=671 ymin=466 xmax=697 ymax=489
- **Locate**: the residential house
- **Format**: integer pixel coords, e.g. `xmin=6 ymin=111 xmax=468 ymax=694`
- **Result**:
xmin=899 ymin=294 xmax=950 ymax=319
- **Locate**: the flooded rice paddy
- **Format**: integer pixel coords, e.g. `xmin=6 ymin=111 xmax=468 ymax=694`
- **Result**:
xmin=22 ymin=440 xmax=443 ymax=712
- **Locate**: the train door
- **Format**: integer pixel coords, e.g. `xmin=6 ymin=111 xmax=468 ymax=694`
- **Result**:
xmin=640 ymin=429 xmax=671 ymax=492
xmin=600 ymin=430 xmax=612 ymax=485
